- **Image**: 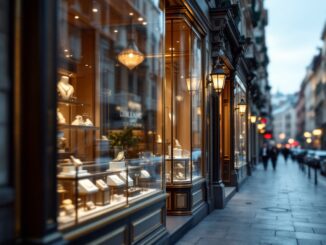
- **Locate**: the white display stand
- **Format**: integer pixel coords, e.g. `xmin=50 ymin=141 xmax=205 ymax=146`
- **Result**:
xmin=78 ymin=179 xmax=99 ymax=194
xmin=119 ymin=172 xmax=134 ymax=186
xmin=140 ymin=170 xmax=151 ymax=179
xmin=107 ymin=175 xmax=125 ymax=187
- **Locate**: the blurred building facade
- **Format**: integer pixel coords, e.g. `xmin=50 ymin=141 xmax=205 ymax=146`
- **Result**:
xmin=296 ymin=23 xmax=326 ymax=149
xmin=272 ymin=92 xmax=298 ymax=144
xmin=0 ymin=0 xmax=270 ymax=244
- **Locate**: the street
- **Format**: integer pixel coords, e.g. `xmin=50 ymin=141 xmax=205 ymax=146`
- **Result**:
xmin=176 ymin=157 xmax=326 ymax=245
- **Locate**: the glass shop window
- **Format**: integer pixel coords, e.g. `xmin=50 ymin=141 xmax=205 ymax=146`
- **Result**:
xmin=0 ymin=0 xmax=10 ymax=186
xmin=234 ymin=76 xmax=247 ymax=169
xmin=56 ymin=0 xmax=164 ymax=229
xmin=165 ymin=19 xmax=203 ymax=184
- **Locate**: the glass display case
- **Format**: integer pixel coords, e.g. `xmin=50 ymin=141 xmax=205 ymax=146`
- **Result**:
xmin=56 ymin=0 xmax=164 ymax=229
xmin=234 ymin=76 xmax=247 ymax=169
xmin=165 ymin=17 xmax=204 ymax=214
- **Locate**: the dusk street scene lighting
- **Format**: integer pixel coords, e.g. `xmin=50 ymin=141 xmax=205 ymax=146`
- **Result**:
xmin=1 ymin=0 xmax=326 ymax=244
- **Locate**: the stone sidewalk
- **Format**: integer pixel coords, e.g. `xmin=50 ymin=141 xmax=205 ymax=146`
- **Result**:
xmin=176 ymin=157 xmax=326 ymax=245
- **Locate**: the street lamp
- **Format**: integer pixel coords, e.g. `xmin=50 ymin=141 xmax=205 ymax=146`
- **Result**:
xmin=312 ymin=129 xmax=322 ymax=136
xmin=237 ymin=99 xmax=247 ymax=114
xmin=250 ymin=115 xmax=257 ymax=123
xmin=304 ymin=131 xmax=312 ymax=138
xmin=208 ymin=58 xmax=226 ymax=93
xmin=279 ymin=133 xmax=286 ymax=140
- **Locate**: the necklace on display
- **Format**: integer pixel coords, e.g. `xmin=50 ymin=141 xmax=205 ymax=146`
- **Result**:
xmin=58 ymin=81 xmax=74 ymax=99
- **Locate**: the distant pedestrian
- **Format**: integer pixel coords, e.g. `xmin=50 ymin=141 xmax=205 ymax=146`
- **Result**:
xmin=260 ymin=143 xmax=270 ymax=170
xmin=270 ymin=145 xmax=278 ymax=170
xmin=282 ymin=147 xmax=290 ymax=162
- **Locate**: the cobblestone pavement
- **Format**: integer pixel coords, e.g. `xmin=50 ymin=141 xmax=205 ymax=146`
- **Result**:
xmin=176 ymin=156 xmax=326 ymax=245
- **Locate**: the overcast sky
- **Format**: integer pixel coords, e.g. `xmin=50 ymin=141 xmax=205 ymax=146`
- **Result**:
xmin=265 ymin=0 xmax=326 ymax=94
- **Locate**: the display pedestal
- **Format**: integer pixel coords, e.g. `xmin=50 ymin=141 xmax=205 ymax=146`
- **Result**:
xmin=166 ymin=178 xmax=205 ymax=215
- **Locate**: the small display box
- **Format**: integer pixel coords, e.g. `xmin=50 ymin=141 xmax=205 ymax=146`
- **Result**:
xmin=95 ymin=179 xmax=110 ymax=205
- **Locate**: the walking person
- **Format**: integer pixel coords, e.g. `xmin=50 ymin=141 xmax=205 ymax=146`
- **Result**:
xmin=282 ymin=147 xmax=290 ymax=162
xmin=270 ymin=144 xmax=279 ymax=170
xmin=260 ymin=143 xmax=270 ymax=170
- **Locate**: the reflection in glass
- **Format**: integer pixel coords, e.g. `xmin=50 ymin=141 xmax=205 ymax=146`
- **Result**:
xmin=56 ymin=0 xmax=164 ymax=229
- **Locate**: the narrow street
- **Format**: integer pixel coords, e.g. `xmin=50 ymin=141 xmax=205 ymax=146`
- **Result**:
xmin=177 ymin=157 xmax=326 ymax=245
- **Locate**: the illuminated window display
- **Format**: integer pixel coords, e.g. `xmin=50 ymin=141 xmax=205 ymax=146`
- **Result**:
xmin=165 ymin=18 xmax=204 ymax=214
xmin=234 ymin=76 xmax=247 ymax=169
xmin=56 ymin=0 xmax=164 ymax=229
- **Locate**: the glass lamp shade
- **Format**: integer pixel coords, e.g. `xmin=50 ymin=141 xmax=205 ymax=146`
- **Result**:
xmin=210 ymin=65 xmax=226 ymax=93
xmin=117 ymin=41 xmax=144 ymax=70
xmin=238 ymin=99 xmax=246 ymax=113
xmin=250 ymin=115 xmax=257 ymax=123
xmin=186 ymin=77 xmax=200 ymax=92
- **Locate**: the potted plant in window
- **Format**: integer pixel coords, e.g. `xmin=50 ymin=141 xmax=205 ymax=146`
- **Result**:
xmin=108 ymin=128 xmax=140 ymax=158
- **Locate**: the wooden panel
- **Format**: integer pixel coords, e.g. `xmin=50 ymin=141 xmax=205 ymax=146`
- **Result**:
xmin=87 ymin=226 xmax=127 ymax=245
xmin=175 ymin=193 xmax=187 ymax=209
xmin=131 ymin=209 xmax=163 ymax=243
xmin=192 ymin=189 xmax=203 ymax=207
xmin=167 ymin=192 xmax=171 ymax=211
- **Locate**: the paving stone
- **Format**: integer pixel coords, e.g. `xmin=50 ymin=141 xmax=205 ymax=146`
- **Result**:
xmin=297 ymin=239 xmax=322 ymax=245
xmin=176 ymin=158 xmax=326 ymax=245
xmin=295 ymin=226 xmax=315 ymax=233
xmin=314 ymin=228 xmax=326 ymax=235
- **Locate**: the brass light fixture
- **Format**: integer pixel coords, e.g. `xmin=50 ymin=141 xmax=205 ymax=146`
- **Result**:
xmin=209 ymin=57 xmax=226 ymax=93
xmin=238 ymin=99 xmax=247 ymax=114
xmin=117 ymin=17 xmax=145 ymax=70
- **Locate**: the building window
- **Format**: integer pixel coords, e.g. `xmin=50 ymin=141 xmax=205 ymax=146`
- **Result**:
xmin=165 ymin=19 xmax=203 ymax=184
xmin=56 ymin=0 xmax=164 ymax=229
xmin=234 ymin=76 xmax=247 ymax=169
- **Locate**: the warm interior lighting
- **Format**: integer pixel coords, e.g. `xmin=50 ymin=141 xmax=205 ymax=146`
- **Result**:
xmin=312 ymin=129 xmax=322 ymax=136
xmin=306 ymin=138 xmax=312 ymax=144
xmin=186 ymin=76 xmax=200 ymax=92
xmin=117 ymin=41 xmax=144 ymax=70
xmin=250 ymin=115 xmax=257 ymax=123
xmin=304 ymin=131 xmax=312 ymax=138
xmin=238 ymin=99 xmax=246 ymax=114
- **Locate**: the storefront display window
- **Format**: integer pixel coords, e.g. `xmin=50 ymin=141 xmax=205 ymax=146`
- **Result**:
xmin=0 ymin=0 xmax=9 ymax=186
xmin=234 ymin=76 xmax=247 ymax=169
xmin=56 ymin=0 xmax=164 ymax=229
xmin=165 ymin=19 xmax=203 ymax=184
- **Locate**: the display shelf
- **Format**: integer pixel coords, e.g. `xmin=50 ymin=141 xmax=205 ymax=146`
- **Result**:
xmin=58 ymin=98 xmax=89 ymax=106
xmin=58 ymin=124 xmax=99 ymax=130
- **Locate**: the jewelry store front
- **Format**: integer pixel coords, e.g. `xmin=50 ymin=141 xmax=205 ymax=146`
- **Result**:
xmin=0 ymin=0 xmax=253 ymax=244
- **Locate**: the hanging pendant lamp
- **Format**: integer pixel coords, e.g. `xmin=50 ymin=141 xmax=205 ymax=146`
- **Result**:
xmin=117 ymin=40 xmax=144 ymax=70
xmin=117 ymin=17 xmax=145 ymax=70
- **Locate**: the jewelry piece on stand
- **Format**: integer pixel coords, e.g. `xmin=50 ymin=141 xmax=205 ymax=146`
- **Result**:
xmin=84 ymin=118 xmax=94 ymax=126
xmin=57 ymin=108 xmax=66 ymax=124
xmin=112 ymin=151 xmax=125 ymax=162
xmin=72 ymin=115 xmax=84 ymax=125
xmin=57 ymin=75 xmax=74 ymax=100
xmin=70 ymin=155 xmax=83 ymax=167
